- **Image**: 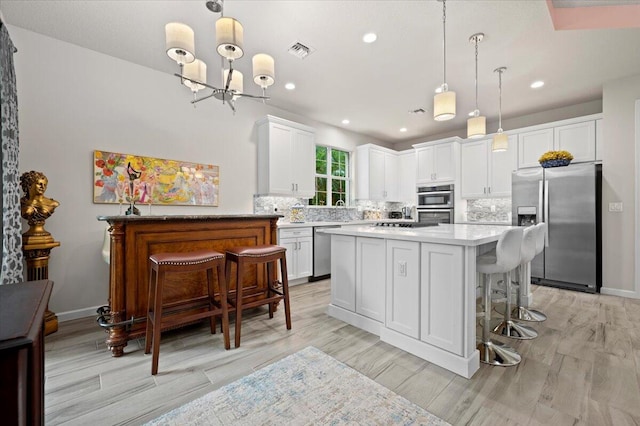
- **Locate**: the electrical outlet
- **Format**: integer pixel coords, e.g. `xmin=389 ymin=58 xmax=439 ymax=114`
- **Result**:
xmin=398 ymin=261 xmax=407 ymax=277
xmin=609 ymin=202 xmax=623 ymax=212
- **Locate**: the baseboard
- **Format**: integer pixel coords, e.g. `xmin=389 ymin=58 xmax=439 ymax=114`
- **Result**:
xmin=326 ymin=304 xmax=382 ymax=336
xmin=57 ymin=305 xmax=103 ymax=322
xmin=600 ymin=287 xmax=640 ymax=299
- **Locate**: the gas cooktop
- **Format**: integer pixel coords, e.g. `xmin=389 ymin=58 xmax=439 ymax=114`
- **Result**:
xmin=373 ymin=222 xmax=438 ymax=228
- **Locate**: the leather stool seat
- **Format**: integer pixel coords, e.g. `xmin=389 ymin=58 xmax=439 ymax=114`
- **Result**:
xmin=226 ymin=244 xmax=291 ymax=348
xmin=144 ymin=249 xmax=230 ymax=375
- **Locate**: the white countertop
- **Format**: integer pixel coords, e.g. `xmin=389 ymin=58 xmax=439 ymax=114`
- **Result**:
xmin=318 ymin=223 xmax=520 ymax=246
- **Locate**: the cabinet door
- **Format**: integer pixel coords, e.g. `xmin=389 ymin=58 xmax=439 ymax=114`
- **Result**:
xmin=268 ymin=123 xmax=294 ymax=194
xmin=489 ymin=135 xmax=517 ymax=197
xmin=433 ymin=143 xmax=455 ymax=182
xmin=356 ymin=237 xmax=385 ymax=322
xmin=386 ymin=240 xmax=420 ymax=338
xmin=296 ymin=236 xmax=313 ymax=278
xmin=518 ymin=128 xmax=553 ymax=169
xmin=384 ymin=153 xmax=398 ymax=201
xmin=554 ymin=121 xmax=595 ymax=163
xmin=416 ymin=147 xmax=434 ymax=183
xmin=292 ymin=129 xmax=316 ymax=197
xmin=368 ymin=149 xmax=386 ymax=200
xmin=460 ymin=140 xmax=489 ymax=198
xmin=280 ymin=238 xmax=298 ymax=280
xmin=420 ymin=243 xmax=464 ymax=355
xmin=330 ymin=235 xmax=356 ymax=311
xmin=397 ymin=152 xmax=417 ymax=203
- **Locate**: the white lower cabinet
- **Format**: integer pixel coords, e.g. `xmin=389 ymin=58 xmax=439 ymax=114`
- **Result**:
xmin=278 ymin=228 xmax=313 ymax=281
xmin=330 ymin=234 xmax=356 ymax=311
xmin=356 ymin=237 xmax=385 ymax=322
xmin=420 ymin=243 xmax=464 ymax=355
xmin=385 ymin=240 xmax=420 ymax=339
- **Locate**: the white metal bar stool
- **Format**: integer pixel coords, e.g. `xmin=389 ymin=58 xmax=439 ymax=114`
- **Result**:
xmin=476 ymin=228 xmax=523 ymax=367
xmin=509 ymin=223 xmax=547 ymax=322
xmin=492 ymin=226 xmax=538 ymax=339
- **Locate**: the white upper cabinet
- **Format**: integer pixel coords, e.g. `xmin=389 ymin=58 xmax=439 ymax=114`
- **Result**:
xmin=554 ymin=120 xmax=596 ymax=163
xmin=517 ymin=116 xmax=599 ymax=169
xmin=595 ymin=118 xmax=603 ymax=162
xmin=397 ymin=150 xmax=417 ymax=204
xmin=414 ymin=138 xmax=460 ymax=184
xmin=461 ymin=135 xmax=516 ymax=198
xmin=356 ymin=144 xmax=399 ymax=201
xmin=257 ymin=115 xmax=315 ymax=197
xmin=518 ymin=128 xmax=554 ymax=169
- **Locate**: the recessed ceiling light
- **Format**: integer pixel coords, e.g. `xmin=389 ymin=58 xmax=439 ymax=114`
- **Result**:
xmin=362 ymin=33 xmax=377 ymax=43
xmin=530 ymin=80 xmax=545 ymax=89
xmin=400 ymin=128 xmax=407 ymax=133
xmin=285 ymin=82 xmax=296 ymax=90
xmin=342 ymin=119 xmax=350 ymax=125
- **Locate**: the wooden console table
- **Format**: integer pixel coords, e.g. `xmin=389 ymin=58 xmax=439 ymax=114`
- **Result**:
xmin=0 ymin=280 xmax=53 ymax=426
xmin=97 ymin=214 xmax=281 ymax=357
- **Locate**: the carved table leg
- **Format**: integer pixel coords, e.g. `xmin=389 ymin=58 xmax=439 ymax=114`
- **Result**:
xmin=105 ymin=310 xmax=128 ymax=357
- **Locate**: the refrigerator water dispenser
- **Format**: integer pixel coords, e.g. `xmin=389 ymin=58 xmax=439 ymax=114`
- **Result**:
xmin=517 ymin=206 xmax=537 ymax=226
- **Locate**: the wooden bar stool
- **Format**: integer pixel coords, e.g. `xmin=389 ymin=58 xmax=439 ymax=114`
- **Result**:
xmin=144 ymin=249 xmax=230 ymax=375
xmin=225 ymin=244 xmax=291 ymax=348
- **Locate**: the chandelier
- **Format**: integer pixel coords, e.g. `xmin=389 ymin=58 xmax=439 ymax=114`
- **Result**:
xmin=492 ymin=67 xmax=509 ymax=152
xmin=164 ymin=0 xmax=276 ymax=113
xmin=433 ymin=0 xmax=456 ymax=121
xmin=467 ymin=33 xmax=486 ymax=139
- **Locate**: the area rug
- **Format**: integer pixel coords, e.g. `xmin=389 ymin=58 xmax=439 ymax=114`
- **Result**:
xmin=145 ymin=346 xmax=449 ymax=425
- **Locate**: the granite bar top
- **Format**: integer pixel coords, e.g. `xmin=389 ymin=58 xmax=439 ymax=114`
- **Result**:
xmin=97 ymin=214 xmax=283 ymax=222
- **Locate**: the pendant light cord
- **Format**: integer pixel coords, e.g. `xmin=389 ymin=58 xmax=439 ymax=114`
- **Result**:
xmin=474 ymin=39 xmax=478 ymax=112
xmin=442 ymin=0 xmax=447 ymax=88
xmin=498 ymin=69 xmax=503 ymax=132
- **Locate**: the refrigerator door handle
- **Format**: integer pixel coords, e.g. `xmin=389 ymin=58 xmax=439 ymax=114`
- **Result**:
xmin=538 ymin=180 xmax=544 ymax=223
xmin=544 ymin=180 xmax=550 ymax=246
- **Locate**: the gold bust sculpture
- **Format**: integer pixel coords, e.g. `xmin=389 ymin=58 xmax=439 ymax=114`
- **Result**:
xmin=20 ymin=171 xmax=60 ymax=244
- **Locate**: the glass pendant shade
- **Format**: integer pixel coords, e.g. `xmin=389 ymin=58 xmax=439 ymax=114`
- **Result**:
xmin=433 ymin=91 xmax=456 ymax=121
xmin=467 ymin=115 xmax=486 ymax=139
xmin=492 ymin=131 xmax=509 ymax=152
xmin=222 ymin=69 xmax=243 ymax=94
xmin=165 ymin=23 xmax=195 ymax=64
xmin=183 ymin=59 xmax=207 ymax=92
xmin=216 ymin=17 xmax=244 ymax=60
xmin=252 ymin=54 xmax=275 ymax=88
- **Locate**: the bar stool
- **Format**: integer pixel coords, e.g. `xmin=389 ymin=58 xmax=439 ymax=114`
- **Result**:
xmin=144 ymin=249 xmax=230 ymax=375
xmin=492 ymin=226 xmax=538 ymax=339
xmin=476 ymin=228 xmax=523 ymax=366
xmin=225 ymin=244 xmax=291 ymax=348
xmin=508 ymin=223 xmax=547 ymax=322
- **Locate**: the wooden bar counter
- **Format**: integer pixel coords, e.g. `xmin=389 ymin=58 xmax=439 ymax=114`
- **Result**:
xmin=97 ymin=214 xmax=281 ymax=357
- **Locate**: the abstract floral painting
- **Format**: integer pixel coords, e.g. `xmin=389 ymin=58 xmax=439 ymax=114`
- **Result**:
xmin=93 ymin=150 xmax=219 ymax=206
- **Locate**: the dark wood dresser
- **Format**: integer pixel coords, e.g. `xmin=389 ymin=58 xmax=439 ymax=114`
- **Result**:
xmin=0 ymin=280 xmax=53 ymax=426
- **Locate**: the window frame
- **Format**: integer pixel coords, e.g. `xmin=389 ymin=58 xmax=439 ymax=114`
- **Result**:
xmin=311 ymin=145 xmax=352 ymax=207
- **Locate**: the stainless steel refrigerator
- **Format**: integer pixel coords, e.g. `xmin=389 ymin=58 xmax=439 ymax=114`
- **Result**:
xmin=512 ymin=163 xmax=602 ymax=292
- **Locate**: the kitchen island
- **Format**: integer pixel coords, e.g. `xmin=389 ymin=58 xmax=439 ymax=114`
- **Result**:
xmin=320 ymin=223 xmax=519 ymax=378
xmin=97 ymin=214 xmax=281 ymax=357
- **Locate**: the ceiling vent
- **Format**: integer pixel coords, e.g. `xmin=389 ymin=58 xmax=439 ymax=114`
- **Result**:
xmin=288 ymin=41 xmax=315 ymax=59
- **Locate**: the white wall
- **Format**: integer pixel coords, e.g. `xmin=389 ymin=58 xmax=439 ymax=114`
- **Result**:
xmin=10 ymin=26 xmax=386 ymax=317
xmin=601 ymin=74 xmax=640 ymax=297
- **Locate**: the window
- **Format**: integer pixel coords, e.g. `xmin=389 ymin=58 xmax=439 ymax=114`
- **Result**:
xmin=310 ymin=146 xmax=350 ymax=206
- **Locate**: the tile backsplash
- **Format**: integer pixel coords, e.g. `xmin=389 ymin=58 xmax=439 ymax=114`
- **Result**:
xmin=254 ymin=196 xmax=406 ymax=222
xmin=466 ymin=198 xmax=512 ymax=223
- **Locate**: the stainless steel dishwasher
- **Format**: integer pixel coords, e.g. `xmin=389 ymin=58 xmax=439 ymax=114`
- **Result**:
xmin=311 ymin=225 xmax=340 ymax=281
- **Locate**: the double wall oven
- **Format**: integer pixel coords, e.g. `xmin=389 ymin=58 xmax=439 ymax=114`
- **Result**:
xmin=416 ymin=184 xmax=454 ymax=224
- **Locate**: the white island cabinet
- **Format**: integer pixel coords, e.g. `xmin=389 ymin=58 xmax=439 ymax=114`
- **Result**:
xmin=321 ymin=223 xmax=518 ymax=379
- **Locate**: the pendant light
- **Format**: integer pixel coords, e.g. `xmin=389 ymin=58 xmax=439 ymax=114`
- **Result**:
xmin=492 ymin=67 xmax=509 ymax=152
xmin=434 ymin=0 xmax=456 ymax=121
xmin=467 ymin=33 xmax=486 ymax=139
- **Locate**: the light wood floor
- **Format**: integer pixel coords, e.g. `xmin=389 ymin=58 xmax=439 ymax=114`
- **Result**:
xmin=44 ymin=280 xmax=640 ymax=426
